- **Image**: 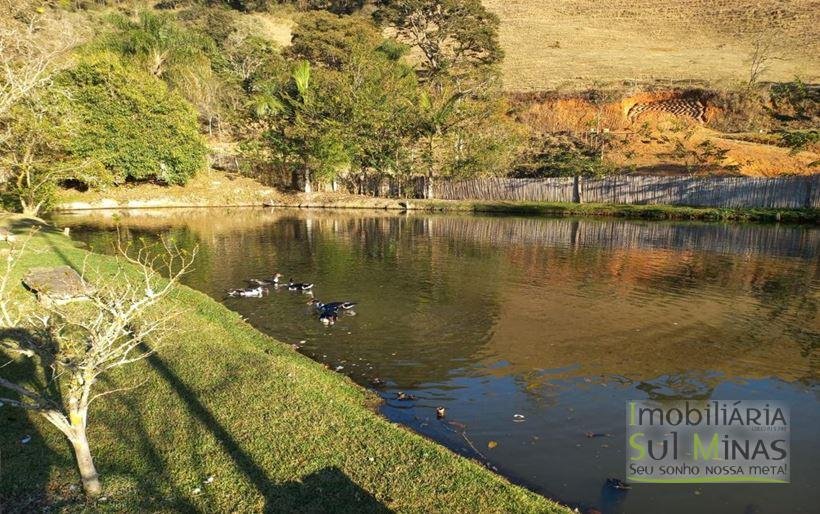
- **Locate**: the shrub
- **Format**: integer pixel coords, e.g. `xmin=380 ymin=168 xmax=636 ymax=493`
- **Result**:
xmin=779 ymin=130 xmax=820 ymax=154
xmin=707 ymin=87 xmax=770 ymax=133
xmin=511 ymin=133 xmax=617 ymax=178
xmin=57 ymin=52 xmax=206 ymax=185
xmin=770 ymin=79 xmax=819 ymax=121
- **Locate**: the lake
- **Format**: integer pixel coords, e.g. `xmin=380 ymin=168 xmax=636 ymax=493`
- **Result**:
xmin=50 ymin=208 xmax=819 ymax=514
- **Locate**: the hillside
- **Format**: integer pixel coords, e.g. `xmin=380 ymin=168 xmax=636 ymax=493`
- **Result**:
xmin=224 ymin=4 xmax=819 ymax=177
xmin=484 ymin=0 xmax=820 ymax=91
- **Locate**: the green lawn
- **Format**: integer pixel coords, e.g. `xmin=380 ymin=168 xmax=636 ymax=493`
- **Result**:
xmin=438 ymin=201 xmax=820 ymax=223
xmin=0 ymin=214 xmax=568 ymax=513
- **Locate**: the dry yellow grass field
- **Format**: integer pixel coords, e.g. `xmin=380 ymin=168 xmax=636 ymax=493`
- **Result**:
xmin=484 ymin=0 xmax=820 ymax=91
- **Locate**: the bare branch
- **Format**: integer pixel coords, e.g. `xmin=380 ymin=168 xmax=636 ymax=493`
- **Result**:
xmin=88 ymin=379 xmax=148 ymax=407
xmin=0 ymin=232 xmax=196 ymax=496
xmin=0 ymin=5 xmax=84 ymax=119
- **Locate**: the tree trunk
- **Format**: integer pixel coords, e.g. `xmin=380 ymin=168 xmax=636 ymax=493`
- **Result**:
xmin=71 ymin=430 xmax=101 ymax=497
xmin=20 ymin=200 xmax=41 ymax=217
xmin=303 ymin=169 xmax=312 ymax=193
xmin=425 ymin=175 xmax=435 ymax=199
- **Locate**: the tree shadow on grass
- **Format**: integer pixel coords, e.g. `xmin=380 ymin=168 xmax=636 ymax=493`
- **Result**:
xmin=144 ymin=350 xmax=392 ymax=513
xmin=269 ymin=467 xmax=392 ymax=514
xmin=94 ymin=375 xmax=199 ymax=512
xmin=0 ymin=330 xmax=75 ymax=514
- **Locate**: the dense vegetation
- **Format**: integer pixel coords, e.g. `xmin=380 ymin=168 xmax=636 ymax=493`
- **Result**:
xmin=0 ymin=1 xmax=816 ymax=214
xmin=0 ymin=0 xmax=535 ymax=212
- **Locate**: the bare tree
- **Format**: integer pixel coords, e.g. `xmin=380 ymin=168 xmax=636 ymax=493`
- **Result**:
xmin=0 ymin=2 xmax=82 ymax=119
xmin=747 ymin=37 xmax=777 ymax=87
xmin=0 ymin=234 xmax=196 ymax=497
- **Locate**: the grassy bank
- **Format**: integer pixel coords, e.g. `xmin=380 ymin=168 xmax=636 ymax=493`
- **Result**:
xmin=268 ymin=196 xmax=818 ymax=223
xmin=422 ymin=200 xmax=820 ymax=223
xmin=0 ymin=214 xmax=568 ymax=513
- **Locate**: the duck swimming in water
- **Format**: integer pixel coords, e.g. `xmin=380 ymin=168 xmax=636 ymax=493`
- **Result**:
xmin=288 ymin=279 xmax=314 ymax=291
xmin=319 ymin=310 xmax=338 ymax=325
xmin=247 ymin=273 xmax=283 ymax=287
xmin=308 ymin=299 xmax=357 ymax=311
xmin=227 ymin=286 xmax=268 ymax=298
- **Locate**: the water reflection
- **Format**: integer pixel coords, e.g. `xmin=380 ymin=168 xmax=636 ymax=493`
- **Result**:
xmin=51 ymin=208 xmax=820 ymax=514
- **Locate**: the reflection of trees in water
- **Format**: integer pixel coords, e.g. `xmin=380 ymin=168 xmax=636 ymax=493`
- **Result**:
xmin=276 ymin=215 xmax=506 ymax=389
xmin=418 ymin=215 xmax=818 ymax=259
xmin=54 ymin=208 xmax=819 ymax=259
xmin=54 ymin=209 xmax=819 ymax=389
xmin=56 ymin=211 xmax=507 ymax=389
xmin=635 ymin=374 xmax=717 ymax=401
xmin=66 ymin=226 xmax=216 ymax=290
xmin=494 ymin=245 xmax=817 ymax=386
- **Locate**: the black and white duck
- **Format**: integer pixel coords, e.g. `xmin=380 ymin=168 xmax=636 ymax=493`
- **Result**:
xmin=319 ymin=310 xmax=338 ymax=325
xmin=288 ymin=279 xmax=314 ymax=291
xmin=308 ymin=299 xmax=357 ymax=311
xmin=227 ymin=286 xmax=268 ymax=298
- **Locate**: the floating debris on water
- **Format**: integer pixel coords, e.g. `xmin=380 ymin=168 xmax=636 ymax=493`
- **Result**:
xmin=606 ymin=478 xmax=631 ymax=490
xmin=513 ymin=414 xmax=526 ymax=422
xmin=487 ymin=441 xmax=498 ymax=449
xmin=20 ymin=435 xmax=31 ymax=444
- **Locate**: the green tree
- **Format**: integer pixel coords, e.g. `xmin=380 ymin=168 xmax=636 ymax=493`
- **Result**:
xmin=291 ymin=14 xmax=419 ymax=180
xmin=341 ymin=49 xmax=420 ymax=179
xmin=373 ymin=0 xmax=522 ymax=192
xmin=0 ymin=101 xmax=69 ymax=215
xmin=252 ymin=14 xmax=421 ymax=190
xmin=101 ymin=10 xmax=235 ymax=133
xmin=374 ymin=0 xmax=503 ymax=83
xmin=288 ymin=11 xmax=384 ymax=70
xmin=414 ymin=87 xmax=522 ymax=193
xmin=253 ymin=61 xmax=351 ymax=192
xmin=103 ymin=11 xmax=214 ymax=86
xmin=57 ymin=52 xmax=206 ymax=185
xmin=0 ymin=96 xmax=109 ymax=215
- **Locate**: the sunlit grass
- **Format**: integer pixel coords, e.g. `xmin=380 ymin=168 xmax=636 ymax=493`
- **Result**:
xmin=0 ymin=214 xmax=568 ymax=513
xmin=415 ymin=200 xmax=819 ymax=223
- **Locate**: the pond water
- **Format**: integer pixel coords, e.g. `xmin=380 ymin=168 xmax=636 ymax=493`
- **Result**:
xmin=50 ymin=208 xmax=819 ymax=514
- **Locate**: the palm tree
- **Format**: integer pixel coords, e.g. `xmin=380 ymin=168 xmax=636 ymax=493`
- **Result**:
xmin=415 ymin=89 xmax=465 ymax=198
xmin=252 ymin=61 xmax=350 ymax=193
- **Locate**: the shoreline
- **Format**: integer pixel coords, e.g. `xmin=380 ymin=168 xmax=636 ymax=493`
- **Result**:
xmin=54 ymin=196 xmax=820 ymax=224
xmin=0 ymin=213 xmax=569 ymax=513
